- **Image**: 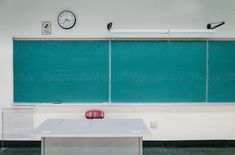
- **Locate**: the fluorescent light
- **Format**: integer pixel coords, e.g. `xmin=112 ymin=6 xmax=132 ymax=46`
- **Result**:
xmin=110 ymin=29 xmax=216 ymax=34
xmin=170 ymin=29 xmax=216 ymax=34
xmin=106 ymin=22 xmax=220 ymax=38
xmin=110 ymin=29 xmax=169 ymax=33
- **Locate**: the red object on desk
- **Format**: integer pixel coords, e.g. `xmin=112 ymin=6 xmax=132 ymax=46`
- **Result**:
xmin=85 ymin=110 xmax=105 ymax=119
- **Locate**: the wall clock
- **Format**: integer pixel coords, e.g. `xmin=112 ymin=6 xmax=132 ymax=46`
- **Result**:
xmin=57 ymin=10 xmax=76 ymax=29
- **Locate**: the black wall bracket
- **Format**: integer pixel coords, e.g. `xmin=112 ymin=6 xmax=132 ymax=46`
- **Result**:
xmin=107 ymin=22 xmax=113 ymax=31
xmin=207 ymin=21 xmax=225 ymax=29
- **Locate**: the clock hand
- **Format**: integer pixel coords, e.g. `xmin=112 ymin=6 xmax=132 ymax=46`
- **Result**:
xmin=63 ymin=19 xmax=71 ymax=24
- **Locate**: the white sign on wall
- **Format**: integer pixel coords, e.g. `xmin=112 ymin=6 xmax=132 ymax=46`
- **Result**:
xmin=41 ymin=21 xmax=51 ymax=35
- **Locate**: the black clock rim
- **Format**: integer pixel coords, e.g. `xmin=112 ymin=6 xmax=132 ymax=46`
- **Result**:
xmin=57 ymin=10 xmax=76 ymax=30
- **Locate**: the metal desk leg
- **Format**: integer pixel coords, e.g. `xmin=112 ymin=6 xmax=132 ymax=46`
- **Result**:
xmin=41 ymin=137 xmax=45 ymax=155
xmin=139 ymin=137 xmax=143 ymax=155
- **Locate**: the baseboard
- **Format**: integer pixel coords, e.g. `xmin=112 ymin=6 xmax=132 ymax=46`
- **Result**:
xmin=144 ymin=140 xmax=235 ymax=148
xmin=1 ymin=141 xmax=41 ymax=148
xmin=1 ymin=140 xmax=235 ymax=148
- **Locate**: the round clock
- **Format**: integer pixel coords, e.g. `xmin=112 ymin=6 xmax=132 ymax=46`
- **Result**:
xmin=57 ymin=10 xmax=76 ymax=29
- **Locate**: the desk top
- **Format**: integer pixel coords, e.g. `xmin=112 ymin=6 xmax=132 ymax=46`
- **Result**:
xmin=34 ymin=119 xmax=151 ymax=137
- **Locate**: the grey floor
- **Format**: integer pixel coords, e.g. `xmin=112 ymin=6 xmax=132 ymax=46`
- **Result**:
xmin=1 ymin=147 xmax=235 ymax=155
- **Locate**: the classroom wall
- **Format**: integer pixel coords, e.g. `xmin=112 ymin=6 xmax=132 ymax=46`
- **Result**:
xmin=1 ymin=0 xmax=235 ymax=140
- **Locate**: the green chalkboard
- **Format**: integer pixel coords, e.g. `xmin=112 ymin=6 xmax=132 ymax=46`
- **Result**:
xmin=14 ymin=40 xmax=109 ymax=103
xmin=14 ymin=39 xmax=235 ymax=104
xmin=208 ymin=41 xmax=235 ymax=102
xmin=111 ymin=41 xmax=206 ymax=103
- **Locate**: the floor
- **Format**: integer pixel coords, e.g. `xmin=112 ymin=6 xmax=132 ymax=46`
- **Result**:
xmin=1 ymin=147 xmax=235 ymax=155
xmin=144 ymin=147 xmax=235 ymax=155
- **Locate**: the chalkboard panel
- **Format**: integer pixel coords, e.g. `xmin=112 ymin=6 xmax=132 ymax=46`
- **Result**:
xmin=208 ymin=41 xmax=235 ymax=102
xmin=14 ymin=40 xmax=109 ymax=103
xmin=111 ymin=41 xmax=206 ymax=103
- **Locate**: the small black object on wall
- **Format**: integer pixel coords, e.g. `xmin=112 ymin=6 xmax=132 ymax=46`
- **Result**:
xmin=207 ymin=21 xmax=225 ymax=29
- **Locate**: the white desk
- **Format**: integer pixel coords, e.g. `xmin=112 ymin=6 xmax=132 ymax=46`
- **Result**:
xmin=34 ymin=119 xmax=151 ymax=155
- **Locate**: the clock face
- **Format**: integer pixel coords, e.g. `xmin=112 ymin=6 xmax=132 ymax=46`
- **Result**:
xmin=57 ymin=11 xmax=76 ymax=29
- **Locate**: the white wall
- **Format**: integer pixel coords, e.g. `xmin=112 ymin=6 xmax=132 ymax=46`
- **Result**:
xmin=1 ymin=0 xmax=235 ymax=140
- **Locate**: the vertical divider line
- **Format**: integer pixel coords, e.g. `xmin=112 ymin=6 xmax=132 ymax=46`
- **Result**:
xmin=206 ymin=41 xmax=209 ymax=103
xmin=108 ymin=39 xmax=112 ymax=104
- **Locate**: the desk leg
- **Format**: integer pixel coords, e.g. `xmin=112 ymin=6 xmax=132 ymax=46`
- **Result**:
xmin=139 ymin=137 xmax=143 ymax=155
xmin=41 ymin=137 xmax=45 ymax=155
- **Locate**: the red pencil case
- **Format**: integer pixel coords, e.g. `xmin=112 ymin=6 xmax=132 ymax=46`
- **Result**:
xmin=85 ymin=110 xmax=105 ymax=119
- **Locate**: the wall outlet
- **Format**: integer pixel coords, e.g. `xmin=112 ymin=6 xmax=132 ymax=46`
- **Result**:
xmin=150 ymin=121 xmax=158 ymax=129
